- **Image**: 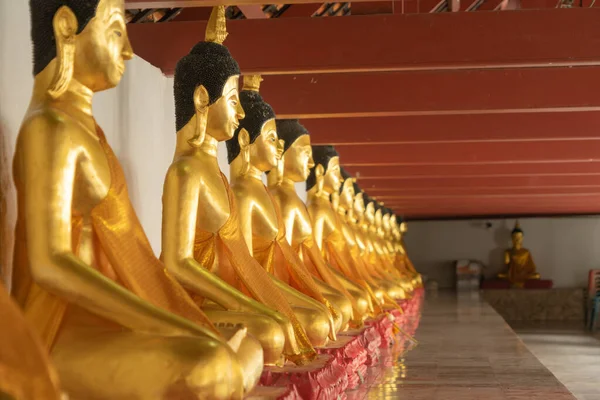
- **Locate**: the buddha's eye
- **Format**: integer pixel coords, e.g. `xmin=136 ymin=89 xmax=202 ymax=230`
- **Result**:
xmin=114 ymin=30 xmax=122 ymax=37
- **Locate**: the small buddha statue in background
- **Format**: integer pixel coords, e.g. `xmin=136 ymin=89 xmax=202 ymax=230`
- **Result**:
xmin=226 ymin=76 xmax=339 ymax=347
xmin=498 ymin=221 xmax=540 ymax=288
xmin=13 ymin=1 xmax=251 ymax=397
xmin=391 ymin=215 xmax=423 ymax=288
xmin=164 ymin=15 xmax=316 ymax=366
xmin=267 ymin=119 xmax=369 ymax=327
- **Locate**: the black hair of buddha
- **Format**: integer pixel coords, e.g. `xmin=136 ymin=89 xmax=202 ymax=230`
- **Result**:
xmin=306 ymin=145 xmax=339 ymax=190
xmin=353 ymin=181 xmax=362 ymax=197
xmin=30 ymin=0 xmax=100 ymax=75
xmin=174 ymin=41 xmax=240 ymax=132
xmin=226 ymin=90 xmax=276 ymax=164
xmin=276 ymin=119 xmax=309 ymax=153
xmin=512 ymin=226 xmax=524 ymax=235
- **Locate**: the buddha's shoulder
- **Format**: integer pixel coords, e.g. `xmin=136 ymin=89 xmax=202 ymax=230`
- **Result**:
xmin=18 ymin=109 xmax=89 ymax=149
xmin=167 ymin=156 xmax=203 ymax=178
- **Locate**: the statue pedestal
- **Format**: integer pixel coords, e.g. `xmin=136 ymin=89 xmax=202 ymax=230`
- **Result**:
xmin=248 ymin=385 xmax=302 ymax=400
xmin=260 ymin=354 xmax=349 ymax=400
xmin=482 ymin=288 xmax=584 ymax=322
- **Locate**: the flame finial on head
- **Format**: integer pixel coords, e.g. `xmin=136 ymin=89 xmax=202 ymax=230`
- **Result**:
xmin=205 ymin=6 xmax=228 ymax=44
xmin=243 ymin=75 xmax=263 ymax=92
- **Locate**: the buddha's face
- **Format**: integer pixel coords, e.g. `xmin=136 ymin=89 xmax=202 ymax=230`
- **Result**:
xmin=284 ymin=135 xmax=314 ymax=182
xmin=323 ymin=157 xmax=342 ymax=194
xmin=382 ymin=214 xmax=391 ymax=234
xmin=72 ymin=0 xmax=133 ymax=91
xmin=512 ymin=232 xmax=523 ymax=248
xmin=207 ymin=75 xmax=245 ymax=141
xmin=339 ymin=179 xmax=355 ymax=209
xmin=375 ymin=209 xmax=383 ymax=228
xmin=354 ymin=193 xmax=366 ymax=217
xmin=400 ymin=222 xmax=407 ymax=234
xmin=249 ymin=119 xmax=278 ymax=172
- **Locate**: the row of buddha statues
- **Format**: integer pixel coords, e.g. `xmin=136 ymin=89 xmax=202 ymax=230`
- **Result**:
xmin=0 ymin=1 xmax=422 ymax=398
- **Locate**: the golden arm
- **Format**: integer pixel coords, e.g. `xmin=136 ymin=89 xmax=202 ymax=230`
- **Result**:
xmin=161 ymin=166 xmax=286 ymax=317
xmin=20 ymin=121 xmax=222 ymax=341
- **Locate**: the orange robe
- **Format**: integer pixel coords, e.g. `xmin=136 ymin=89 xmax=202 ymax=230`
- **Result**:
xmin=0 ymin=282 xmax=62 ymax=400
xmin=192 ymin=174 xmax=316 ymax=364
xmin=12 ymin=125 xmax=217 ymax=350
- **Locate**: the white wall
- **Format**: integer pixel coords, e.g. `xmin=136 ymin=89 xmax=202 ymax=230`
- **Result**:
xmin=404 ymin=217 xmax=600 ymax=289
xmin=0 ymin=0 xmax=306 ymax=273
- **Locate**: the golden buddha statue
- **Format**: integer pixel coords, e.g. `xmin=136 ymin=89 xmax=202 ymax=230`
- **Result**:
xmin=390 ymin=214 xmax=422 ymax=288
xmin=0 ymin=283 xmax=62 ymax=400
xmin=225 ymin=76 xmax=339 ymax=347
xmin=12 ymin=1 xmax=253 ymax=397
xmin=305 ymin=146 xmax=390 ymax=314
xmin=164 ymin=29 xmax=316 ymax=366
xmin=266 ymin=119 xmax=370 ymax=328
xmin=498 ymin=221 xmax=540 ymax=288
xmin=336 ymin=172 xmax=405 ymax=303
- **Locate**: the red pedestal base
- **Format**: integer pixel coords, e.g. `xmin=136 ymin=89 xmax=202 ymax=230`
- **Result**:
xmin=260 ymin=354 xmax=348 ymax=400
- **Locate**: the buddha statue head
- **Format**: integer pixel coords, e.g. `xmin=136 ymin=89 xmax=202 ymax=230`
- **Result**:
xmin=226 ymin=75 xmax=279 ymax=175
xmin=382 ymin=207 xmax=393 ymax=238
xmin=511 ymin=220 xmax=524 ymax=249
xmin=364 ymin=195 xmax=376 ymax=226
xmin=338 ymin=167 xmax=356 ymax=212
xmin=353 ymin=183 xmax=367 ymax=223
xmin=307 ymin=145 xmax=342 ymax=196
xmin=275 ymin=120 xmax=314 ymax=183
xmin=390 ymin=213 xmax=401 ymax=240
xmin=31 ymin=0 xmax=133 ymax=97
xmin=174 ymin=6 xmax=244 ymax=148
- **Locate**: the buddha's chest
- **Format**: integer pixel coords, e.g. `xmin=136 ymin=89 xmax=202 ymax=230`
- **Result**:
xmin=250 ymin=191 xmax=279 ymax=241
xmin=72 ymin=137 xmax=111 ymax=216
xmin=196 ymin=179 xmax=231 ymax=233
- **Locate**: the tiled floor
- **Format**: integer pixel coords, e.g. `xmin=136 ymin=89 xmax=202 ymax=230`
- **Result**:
xmin=512 ymin=323 xmax=600 ymax=400
xmin=357 ymin=291 xmax=578 ymax=400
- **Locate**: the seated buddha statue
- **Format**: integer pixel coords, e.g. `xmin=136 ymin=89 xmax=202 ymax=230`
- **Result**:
xmin=381 ymin=207 xmax=415 ymax=294
xmin=336 ymin=171 xmax=405 ymax=303
xmin=225 ymin=76 xmax=338 ymax=347
xmin=389 ymin=213 xmax=422 ymax=288
xmin=266 ymin=119 xmax=370 ymax=328
xmin=498 ymin=221 xmax=540 ymax=288
xmin=163 ymin=15 xmax=318 ymax=366
xmin=305 ymin=146 xmax=389 ymax=312
xmin=12 ymin=1 xmax=255 ymax=397
xmin=162 ymin=10 xmax=310 ymax=368
xmin=0 ymin=283 xmax=62 ymax=400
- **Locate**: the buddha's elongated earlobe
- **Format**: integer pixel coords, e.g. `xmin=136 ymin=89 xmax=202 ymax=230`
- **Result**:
xmin=315 ymin=164 xmax=325 ymax=196
xmin=48 ymin=6 xmax=78 ymax=99
xmin=238 ymin=129 xmax=251 ymax=176
xmin=189 ymin=85 xmax=209 ymax=148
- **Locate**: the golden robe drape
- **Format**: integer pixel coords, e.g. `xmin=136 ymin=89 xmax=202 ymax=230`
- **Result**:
xmin=12 ymin=124 xmax=217 ymax=350
xmin=192 ymin=174 xmax=316 ymax=363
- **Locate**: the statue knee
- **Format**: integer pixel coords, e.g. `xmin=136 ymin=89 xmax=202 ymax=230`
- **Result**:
xmin=293 ymin=306 xmax=330 ymax=347
xmin=325 ymin=293 xmax=352 ymax=331
xmin=245 ymin=314 xmax=285 ymax=366
xmin=184 ymin=337 xmax=244 ymax=400
xmin=235 ymin=335 xmax=264 ymax=393
xmin=349 ymin=289 xmax=370 ymax=320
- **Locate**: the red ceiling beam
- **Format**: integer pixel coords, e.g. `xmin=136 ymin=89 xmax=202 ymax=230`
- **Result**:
xmin=334 ymin=140 xmax=600 ymax=165
xmin=237 ymin=5 xmax=267 ymax=19
xmin=346 ymin=162 xmax=600 ymax=179
xmin=127 ymin=8 xmax=600 ymax=75
xmin=368 ymin=187 xmax=600 ymax=197
xmin=304 ymin=112 xmax=600 ymax=145
xmin=279 ymin=4 xmax=321 ymax=18
xmin=476 ymin=0 xmax=504 ymax=10
xmin=359 ymin=175 xmax=600 ymax=190
xmin=261 ymin=67 xmax=600 ymax=119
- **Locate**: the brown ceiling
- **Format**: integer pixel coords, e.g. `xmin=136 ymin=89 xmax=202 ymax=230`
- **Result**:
xmin=124 ymin=0 xmax=600 ymax=220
